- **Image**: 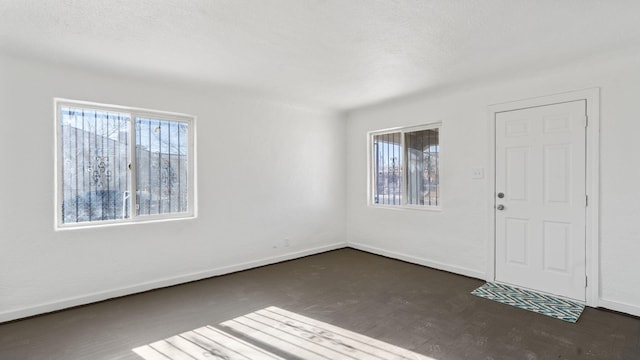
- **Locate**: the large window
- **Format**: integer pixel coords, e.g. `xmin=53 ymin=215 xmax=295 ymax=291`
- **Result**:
xmin=56 ymin=100 xmax=196 ymax=228
xmin=370 ymin=124 xmax=440 ymax=208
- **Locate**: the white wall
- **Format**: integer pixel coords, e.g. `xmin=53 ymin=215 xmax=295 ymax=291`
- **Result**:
xmin=346 ymin=48 xmax=640 ymax=316
xmin=4 ymin=45 xmax=640 ymax=321
xmin=0 ymin=55 xmax=346 ymax=322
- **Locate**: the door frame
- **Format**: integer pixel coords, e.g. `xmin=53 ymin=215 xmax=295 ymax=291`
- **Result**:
xmin=486 ymin=88 xmax=600 ymax=307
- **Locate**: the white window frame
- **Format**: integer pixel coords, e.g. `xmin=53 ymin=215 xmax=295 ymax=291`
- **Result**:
xmin=54 ymin=98 xmax=197 ymax=230
xmin=368 ymin=122 xmax=441 ymax=211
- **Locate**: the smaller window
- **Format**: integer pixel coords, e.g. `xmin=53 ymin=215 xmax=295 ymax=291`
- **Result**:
xmin=370 ymin=124 xmax=440 ymax=208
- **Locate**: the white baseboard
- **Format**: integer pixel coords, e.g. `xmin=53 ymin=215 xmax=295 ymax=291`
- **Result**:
xmin=348 ymin=242 xmax=486 ymax=280
xmin=598 ymin=298 xmax=640 ymax=318
xmin=0 ymin=243 xmax=346 ymax=323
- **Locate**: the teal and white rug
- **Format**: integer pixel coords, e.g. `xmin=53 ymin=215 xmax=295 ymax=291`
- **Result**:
xmin=471 ymin=282 xmax=585 ymax=323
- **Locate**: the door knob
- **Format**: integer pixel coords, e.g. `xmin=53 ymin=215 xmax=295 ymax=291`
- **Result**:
xmin=497 ymin=204 xmax=505 ymax=211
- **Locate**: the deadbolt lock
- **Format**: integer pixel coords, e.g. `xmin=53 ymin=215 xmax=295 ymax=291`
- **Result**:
xmin=497 ymin=192 xmax=505 ymax=198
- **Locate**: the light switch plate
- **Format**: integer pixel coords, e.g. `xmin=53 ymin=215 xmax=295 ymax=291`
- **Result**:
xmin=472 ymin=168 xmax=484 ymax=179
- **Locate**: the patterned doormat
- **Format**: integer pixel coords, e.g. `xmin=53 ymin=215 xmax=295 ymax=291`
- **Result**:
xmin=471 ymin=282 xmax=585 ymax=323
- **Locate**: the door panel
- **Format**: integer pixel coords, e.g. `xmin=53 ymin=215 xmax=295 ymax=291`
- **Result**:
xmin=505 ymin=218 xmax=529 ymax=265
xmin=506 ymin=148 xmax=529 ymax=201
xmin=495 ymin=100 xmax=586 ymax=301
xmin=543 ymin=144 xmax=571 ymax=203
xmin=543 ymin=221 xmax=571 ymax=273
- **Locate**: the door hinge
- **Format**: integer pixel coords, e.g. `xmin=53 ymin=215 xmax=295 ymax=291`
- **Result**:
xmin=585 ymin=275 xmax=588 ymax=287
xmin=584 ymin=115 xmax=588 ymax=127
xmin=586 ymin=195 xmax=588 ymax=207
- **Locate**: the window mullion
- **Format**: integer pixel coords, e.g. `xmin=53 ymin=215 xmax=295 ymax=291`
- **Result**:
xmin=129 ymin=112 xmax=137 ymax=221
xmin=401 ymin=130 xmax=407 ymax=207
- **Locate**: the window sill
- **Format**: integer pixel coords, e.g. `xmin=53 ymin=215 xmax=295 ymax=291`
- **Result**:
xmin=368 ymin=204 xmax=442 ymax=212
xmin=55 ymin=213 xmax=197 ymax=231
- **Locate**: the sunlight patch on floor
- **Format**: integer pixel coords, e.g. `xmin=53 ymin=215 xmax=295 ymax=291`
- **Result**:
xmin=133 ymin=306 xmax=435 ymax=359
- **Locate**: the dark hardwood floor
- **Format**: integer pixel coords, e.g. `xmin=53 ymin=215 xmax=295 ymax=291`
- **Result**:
xmin=1 ymin=248 xmax=638 ymax=359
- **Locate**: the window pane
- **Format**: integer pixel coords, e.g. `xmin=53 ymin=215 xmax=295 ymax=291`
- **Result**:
xmin=60 ymin=107 xmax=131 ymax=224
xmin=372 ymin=132 xmax=402 ymax=205
xmin=405 ymin=129 xmax=439 ymax=206
xmin=135 ymin=117 xmax=189 ymax=216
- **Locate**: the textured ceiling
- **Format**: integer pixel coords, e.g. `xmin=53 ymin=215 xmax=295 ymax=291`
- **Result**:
xmin=1 ymin=0 xmax=640 ymax=110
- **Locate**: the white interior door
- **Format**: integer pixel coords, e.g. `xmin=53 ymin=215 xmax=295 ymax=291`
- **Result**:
xmin=495 ymin=100 xmax=587 ymax=301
